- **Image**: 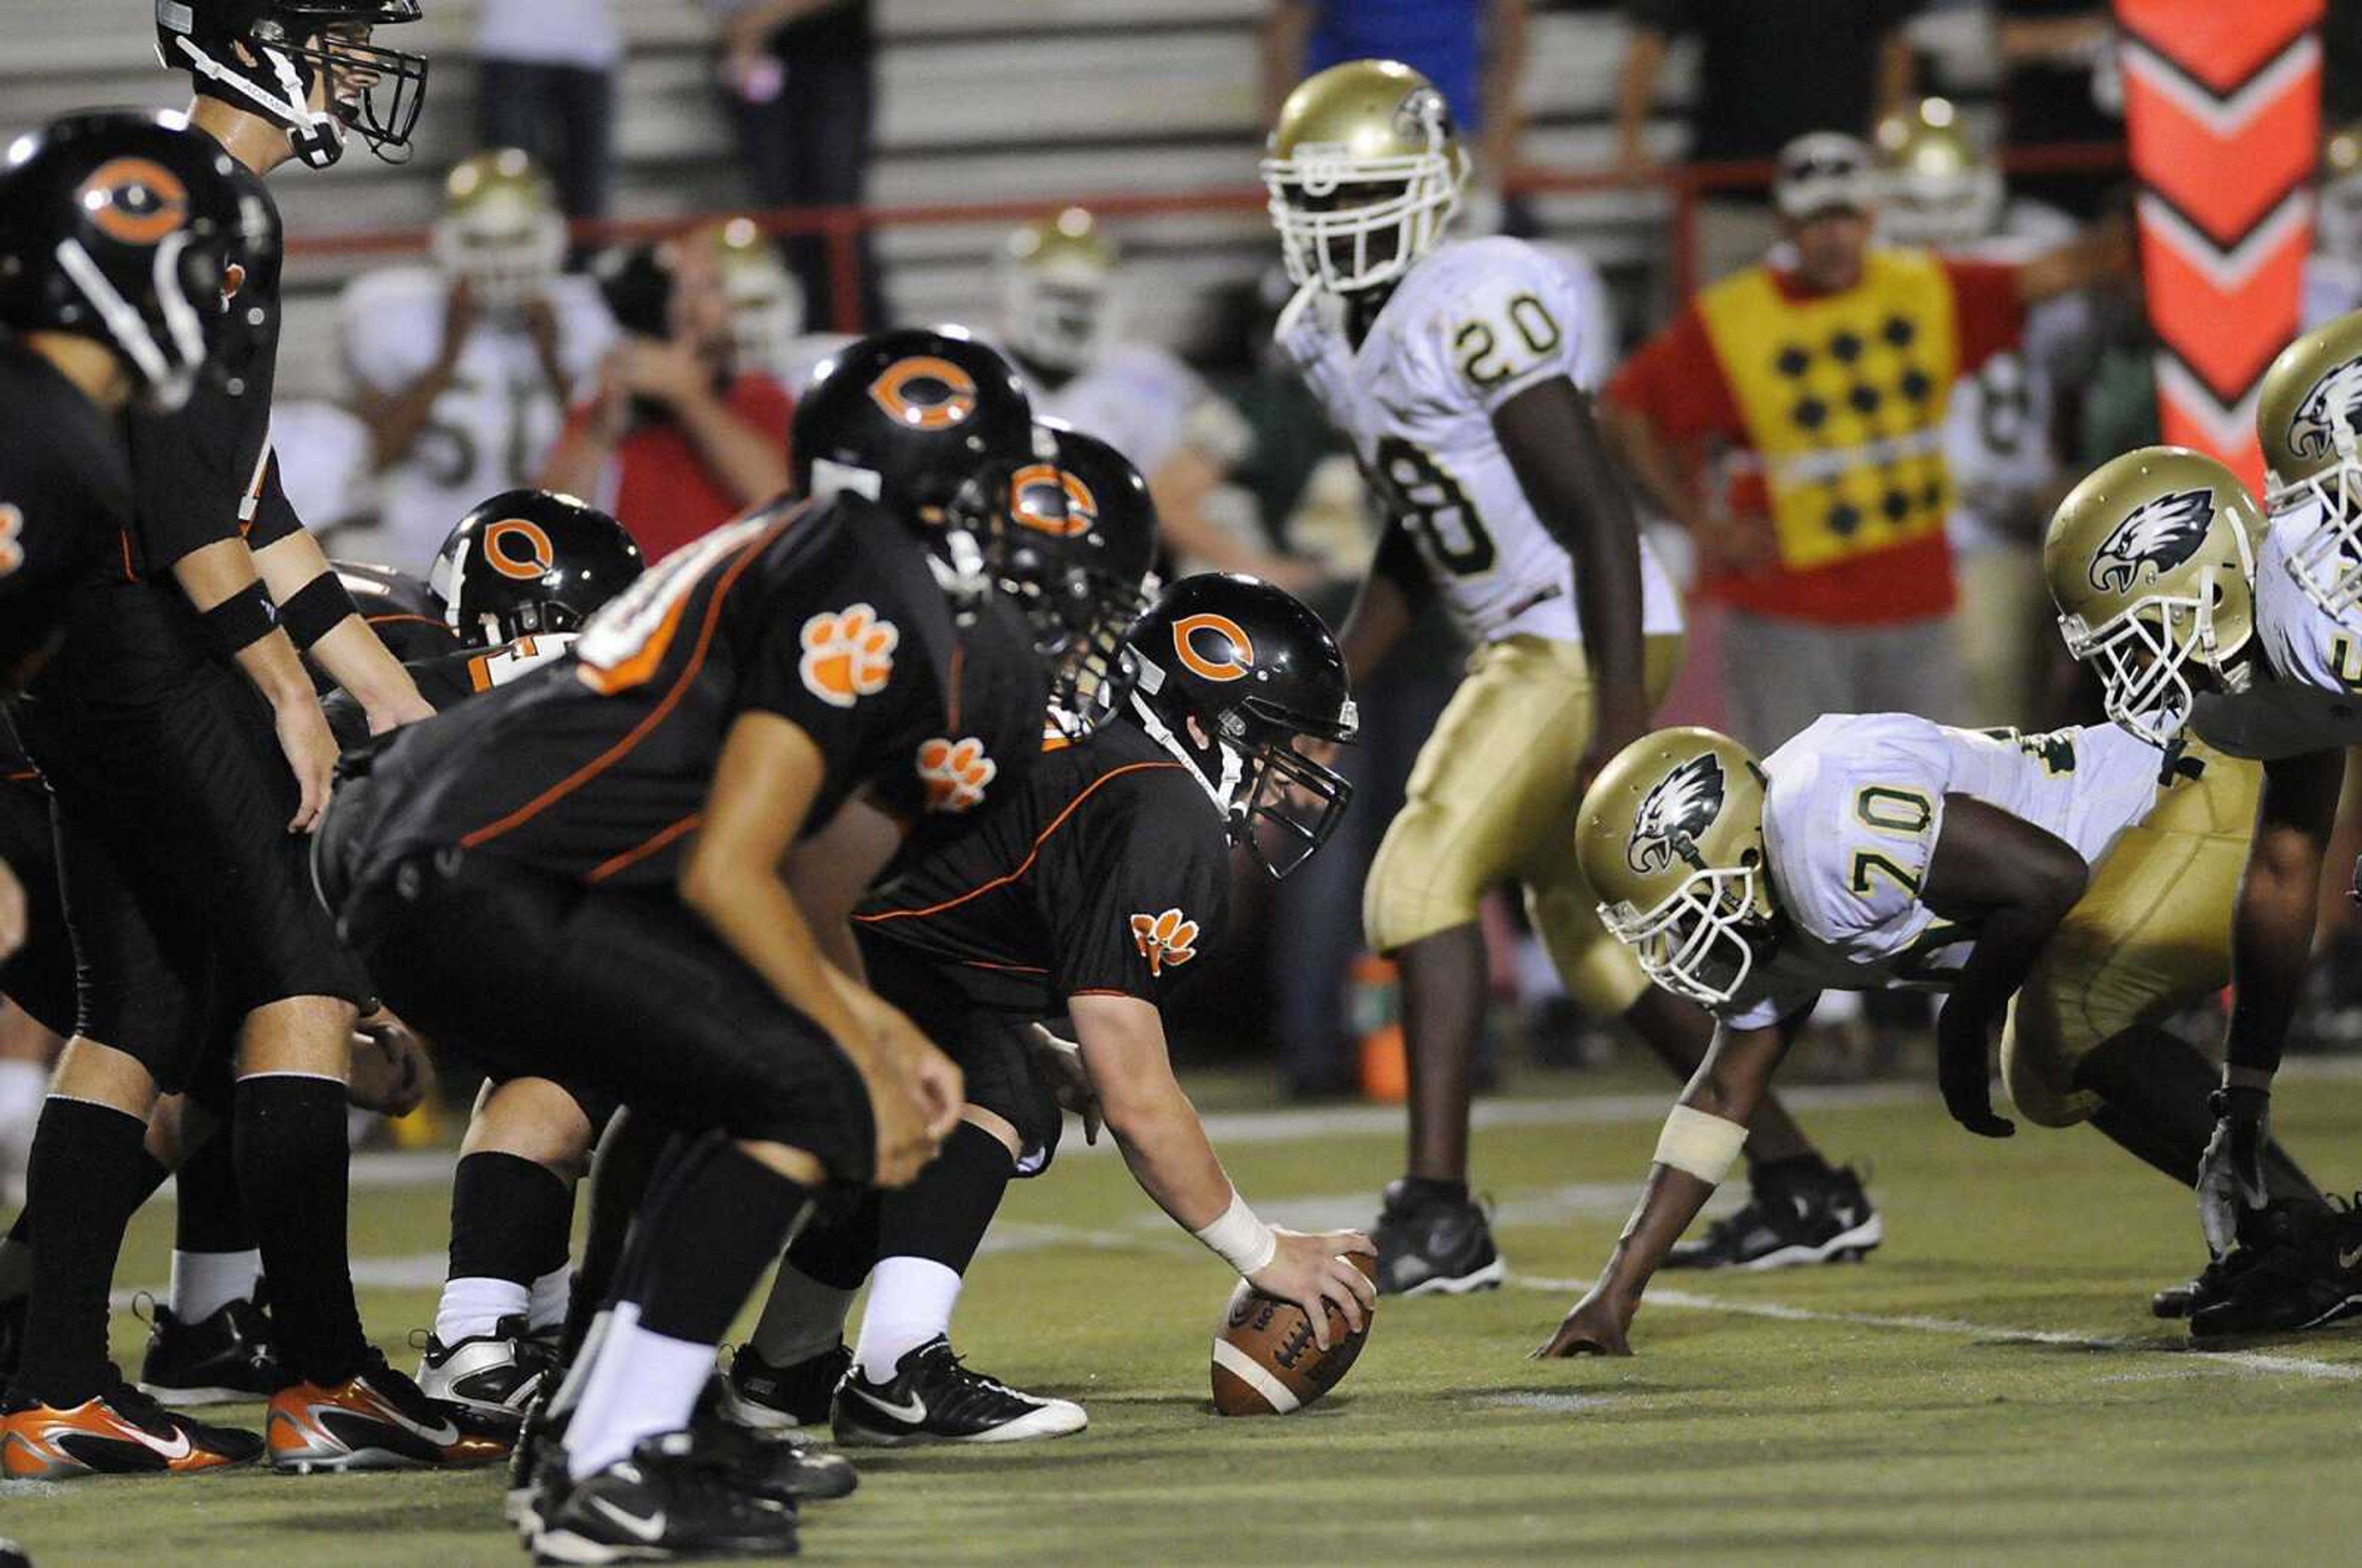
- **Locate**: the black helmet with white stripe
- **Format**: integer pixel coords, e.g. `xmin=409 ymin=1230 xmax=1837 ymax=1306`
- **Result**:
xmin=431 ymin=489 xmax=645 ymax=650
xmin=156 ymin=0 xmax=429 ymax=169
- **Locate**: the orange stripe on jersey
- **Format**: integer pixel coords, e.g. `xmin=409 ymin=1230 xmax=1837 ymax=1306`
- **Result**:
xmin=367 ymin=613 xmax=446 ymax=631
xmin=959 ymin=958 xmax=1049 ymax=975
xmin=458 ymin=516 xmax=792 ymax=853
xmin=854 ymin=759 xmax=1183 ymax=926
xmin=587 ymin=811 xmax=704 ymax=883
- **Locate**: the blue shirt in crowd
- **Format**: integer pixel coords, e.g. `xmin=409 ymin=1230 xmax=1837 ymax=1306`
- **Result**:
xmin=1303 ymin=0 xmax=1486 ymax=131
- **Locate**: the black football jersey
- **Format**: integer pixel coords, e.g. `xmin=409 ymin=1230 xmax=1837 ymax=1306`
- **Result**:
xmin=335 ymin=560 xmax=457 ymax=661
xmin=323 ymin=632 xmax=576 ymax=753
xmin=0 ymin=337 xmax=137 ymax=695
xmin=855 ymin=712 xmax=1232 ymax=1021
xmin=352 ymin=493 xmax=1048 ymax=890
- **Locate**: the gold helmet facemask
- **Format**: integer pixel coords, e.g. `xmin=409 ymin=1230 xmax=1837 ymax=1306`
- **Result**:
xmin=1260 ymin=59 xmax=1468 ymax=295
xmin=2045 ymin=445 xmax=2261 ymax=746
xmin=999 ymin=208 xmax=1116 ymax=375
xmin=1578 ymin=730 xmax=1778 ymax=1008
xmin=432 ymin=148 xmax=564 ymax=309
xmin=706 ymin=218 xmax=805 ymax=378
xmin=1875 ymin=98 xmax=2002 ymax=248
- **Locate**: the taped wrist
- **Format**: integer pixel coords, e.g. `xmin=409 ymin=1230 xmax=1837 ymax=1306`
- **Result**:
xmin=201 ymin=580 xmax=279 ymax=655
xmin=1193 ymin=1188 xmax=1278 ymax=1277
xmin=1653 ymin=1105 xmax=1748 ymax=1185
xmin=278 ymin=571 xmax=359 ymax=651
xmin=2209 ymin=1084 xmax=2271 ymax=1125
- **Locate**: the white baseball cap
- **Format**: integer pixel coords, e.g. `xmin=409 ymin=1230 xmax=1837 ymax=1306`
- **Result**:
xmin=1774 ymin=132 xmax=1879 ymax=220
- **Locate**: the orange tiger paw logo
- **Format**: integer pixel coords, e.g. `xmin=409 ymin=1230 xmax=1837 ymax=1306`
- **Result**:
xmin=0 ymin=504 xmax=23 ymax=578
xmin=918 ymin=736 xmax=998 ymax=813
xmin=798 ymin=603 xmax=898 ymax=708
xmin=1129 ymin=908 xmax=1200 ymax=977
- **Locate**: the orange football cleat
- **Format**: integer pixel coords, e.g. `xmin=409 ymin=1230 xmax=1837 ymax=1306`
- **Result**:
xmin=268 ymin=1356 xmax=510 ymax=1474
xmin=2 ymin=1382 xmax=262 ymax=1480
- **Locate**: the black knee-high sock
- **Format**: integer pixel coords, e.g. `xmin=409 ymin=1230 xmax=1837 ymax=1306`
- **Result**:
xmin=786 ymin=1188 xmax=882 ymax=1291
xmin=449 ymin=1151 xmax=573 ymax=1287
xmin=628 ymin=1143 xmax=814 ymax=1347
xmin=2074 ymin=1027 xmax=2330 ymax=1212
xmin=235 ymin=1075 xmax=368 ymax=1385
xmin=10 ymin=1099 xmax=151 ymax=1404
xmin=173 ymin=1128 xmax=253 ymax=1256
xmin=874 ymin=1121 xmax=1015 ymax=1277
xmin=560 ymin=1110 xmax=680 ymax=1362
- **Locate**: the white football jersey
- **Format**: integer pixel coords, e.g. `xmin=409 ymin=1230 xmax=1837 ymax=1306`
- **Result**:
xmin=2193 ymin=495 xmax=2362 ymax=759
xmin=1720 ymin=713 xmax=2163 ymax=1030
xmin=1941 ymin=205 xmax=2085 ymax=554
xmin=1031 ymin=342 xmax=1247 ymax=480
xmin=340 ymin=265 xmax=614 ymax=574
xmin=1276 ymin=236 xmax=1682 ymax=647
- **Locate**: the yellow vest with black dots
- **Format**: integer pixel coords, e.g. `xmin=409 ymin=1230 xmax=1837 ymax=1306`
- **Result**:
xmin=1697 ymin=249 xmax=1962 ymax=572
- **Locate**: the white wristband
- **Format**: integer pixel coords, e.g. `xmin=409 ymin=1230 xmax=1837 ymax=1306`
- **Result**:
xmin=1193 ymin=1188 xmax=1278 ymax=1277
xmin=1653 ymin=1105 xmax=1748 ymax=1185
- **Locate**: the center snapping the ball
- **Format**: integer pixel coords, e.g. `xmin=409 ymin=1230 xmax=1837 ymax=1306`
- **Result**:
xmin=1209 ymin=1252 xmax=1377 ymax=1415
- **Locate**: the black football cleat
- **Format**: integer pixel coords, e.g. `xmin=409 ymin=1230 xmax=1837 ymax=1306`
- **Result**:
xmin=2190 ymin=1198 xmax=2362 ymax=1339
xmin=532 ymin=1431 xmax=799 ymax=1565
xmin=415 ymin=1313 xmax=552 ymax=1430
xmin=1663 ymin=1164 xmax=1882 ymax=1272
xmin=693 ymin=1379 xmax=857 ymax=1503
xmin=831 ymin=1338 xmax=1085 ymax=1447
xmin=507 ymin=1392 xmax=569 ymax=1539
xmin=1372 ymin=1179 xmax=1505 ymax=1296
xmin=718 ymin=1341 xmax=849 ymax=1432
xmin=136 ymin=1294 xmax=285 ymax=1406
xmin=2 ymin=1377 xmax=263 ymax=1480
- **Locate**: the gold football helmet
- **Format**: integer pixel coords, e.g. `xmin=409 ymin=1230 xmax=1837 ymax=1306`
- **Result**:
xmin=432 ymin=147 xmax=565 ymax=309
xmin=999 ymin=207 xmax=1117 ymax=375
xmin=1260 ymin=58 xmax=1468 ymax=295
xmin=2320 ymin=122 xmax=2362 ymax=265
xmin=706 ymin=217 xmax=805 ymax=379
xmin=2044 ymin=445 xmax=2261 ymax=746
xmin=2257 ymin=309 xmax=2362 ymax=614
xmin=1875 ymin=98 xmax=2002 ymax=247
xmin=1577 ymin=729 xmax=1778 ymax=1008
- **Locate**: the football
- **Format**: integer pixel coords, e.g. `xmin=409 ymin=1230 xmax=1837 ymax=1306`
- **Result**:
xmin=1209 ymin=1252 xmax=1378 ymax=1416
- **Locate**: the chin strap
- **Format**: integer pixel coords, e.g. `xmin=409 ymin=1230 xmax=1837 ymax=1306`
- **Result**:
xmin=169 ymin=33 xmax=344 ymax=167
xmin=1129 ymin=688 xmax=1243 ymax=825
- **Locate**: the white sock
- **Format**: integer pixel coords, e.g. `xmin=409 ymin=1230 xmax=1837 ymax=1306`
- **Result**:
xmin=749 ymin=1263 xmax=855 ymax=1367
xmin=853 ymin=1257 xmax=963 ymax=1383
xmin=435 ymin=1275 xmax=530 ymax=1345
xmin=547 ymin=1309 xmax=610 ymax=1419
xmin=0 ymin=1058 xmax=46 ymax=1133
xmin=168 ymin=1248 xmax=263 ymax=1323
xmin=528 ymin=1264 xmax=571 ymax=1333
xmin=565 ymin=1303 xmax=716 ymax=1479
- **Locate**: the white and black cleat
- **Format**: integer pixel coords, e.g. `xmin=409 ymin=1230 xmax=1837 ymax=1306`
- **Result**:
xmin=416 ymin=1313 xmax=552 ymax=1430
xmin=830 ymin=1337 xmax=1085 ymax=1447
xmin=1372 ymin=1179 xmax=1507 ymax=1297
xmin=1664 ymin=1163 xmax=1882 ymax=1272
xmin=533 ymin=1431 xmax=798 ymax=1564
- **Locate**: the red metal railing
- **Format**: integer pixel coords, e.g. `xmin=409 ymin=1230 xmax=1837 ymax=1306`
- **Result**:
xmin=284 ymin=140 xmax=2131 ymax=332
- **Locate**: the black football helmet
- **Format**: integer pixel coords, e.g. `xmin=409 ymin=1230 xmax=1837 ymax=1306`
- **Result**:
xmin=0 ymin=109 xmax=268 ymax=413
xmin=792 ymin=325 xmax=1036 ymax=523
xmin=1127 ymin=573 xmax=1357 ymax=878
xmin=979 ymin=420 xmax=1161 ymax=733
xmin=156 ymin=0 xmax=429 ymax=169
xmin=430 ymin=489 xmax=646 ymax=649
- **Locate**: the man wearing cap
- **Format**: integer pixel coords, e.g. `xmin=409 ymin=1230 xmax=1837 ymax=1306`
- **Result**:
xmin=1603 ymin=131 xmax=2123 ymax=754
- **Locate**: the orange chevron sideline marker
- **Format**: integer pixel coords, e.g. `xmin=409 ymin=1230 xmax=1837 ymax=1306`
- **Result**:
xmin=2115 ymin=0 xmax=2323 ymax=491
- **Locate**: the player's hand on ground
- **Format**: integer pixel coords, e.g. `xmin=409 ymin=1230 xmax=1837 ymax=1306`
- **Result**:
xmin=346 ymin=1012 xmax=431 ymax=1118
xmin=1533 ymin=1286 xmax=1634 ymax=1359
xmin=1025 ymin=1023 xmax=1101 ymax=1144
xmin=1249 ymin=1229 xmax=1378 ymax=1351
xmin=2197 ymin=1088 xmax=2271 ymax=1257
xmin=272 ymin=693 xmax=340 ymax=833
xmin=0 ymin=856 xmax=25 ymax=960
xmin=1935 ymin=1001 xmax=2015 ymax=1139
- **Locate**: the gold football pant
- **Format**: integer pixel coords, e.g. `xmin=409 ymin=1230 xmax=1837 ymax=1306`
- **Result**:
xmin=1362 ymin=631 xmax=1685 ymax=1016
xmin=2003 ymin=741 xmax=2259 ymax=1128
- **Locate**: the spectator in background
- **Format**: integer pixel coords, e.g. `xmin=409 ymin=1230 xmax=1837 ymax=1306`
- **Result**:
xmin=1262 ymin=1 xmax=1530 ymax=196
xmin=477 ymin=0 xmax=622 ymax=218
xmin=1616 ymin=0 xmax=1921 ymax=282
xmin=343 ymin=149 xmax=614 ymax=572
xmin=1995 ymin=4 xmax=2119 ymax=217
xmin=709 ymin=0 xmax=883 ymax=332
xmin=1603 ymin=133 xmax=2122 ymax=754
xmin=540 ymin=231 xmax=793 ymax=562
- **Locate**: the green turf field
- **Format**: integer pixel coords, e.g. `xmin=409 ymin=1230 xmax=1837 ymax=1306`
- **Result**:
xmin=9 ymin=1064 xmax=2362 ymax=1566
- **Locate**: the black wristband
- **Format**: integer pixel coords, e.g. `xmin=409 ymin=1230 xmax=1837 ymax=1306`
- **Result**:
xmin=279 ymin=570 xmax=360 ymax=651
xmin=200 ymin=579 xmax=279 ymax=656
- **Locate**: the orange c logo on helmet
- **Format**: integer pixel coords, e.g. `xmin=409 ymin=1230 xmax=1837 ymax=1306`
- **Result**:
xmin=1172 ymin=612 xmax=1254 ymax=683
xmin=483 ymin=519 xmax=557 ymax=582
xmin=78 ymin=157 xmax=191 ymax=246
xmin=867 ymin=356 xmax=979 ymax=431
xmin=1008 ymin=462 xmax=1097 ymax=538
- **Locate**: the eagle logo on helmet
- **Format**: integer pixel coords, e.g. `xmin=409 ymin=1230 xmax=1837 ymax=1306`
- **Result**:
xmin=2288 ymin=359 xmax=2362 ymax=464
xmin=2088 ymin=488 xmax=2213 ymax=594
xmin=1627 ymin=754 xmax=1726 ymax=875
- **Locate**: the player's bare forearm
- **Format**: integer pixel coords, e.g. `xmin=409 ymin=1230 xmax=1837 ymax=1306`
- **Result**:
xmin=172 ymin=539 xmax=306 ymax=706
xmin=537 ymin=424 xmax=613 ymax=503
xmin=675 ymin=386 xmax=790 ymax=511
xmin=254 ymin=529 xmax=426 ymax=723
xmin=1072 ymin=992 xmax=1235 ymax=1231
xmin=1496 ymin=379 xmax=1648 ymax=742
xmin=2224 ymin=751 xmax=2344 ymax=1081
